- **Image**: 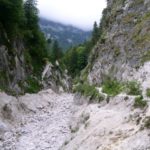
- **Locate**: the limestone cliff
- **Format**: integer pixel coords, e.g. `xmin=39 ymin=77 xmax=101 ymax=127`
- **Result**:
xmin=42 ymin=61 xmax=72 ymax=93
xmin=0 ymin=26 xmax=28 ymax=94
xmin=85 ymin=0 xmax=150 ymax=85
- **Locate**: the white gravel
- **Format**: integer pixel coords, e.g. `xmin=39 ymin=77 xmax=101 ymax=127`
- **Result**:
xmin=0 ymin=89 xmax=76 ymax=150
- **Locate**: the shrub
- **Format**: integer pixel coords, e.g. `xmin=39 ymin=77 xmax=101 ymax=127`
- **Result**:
xmin=102 ymin=79 xmax=123 ymax=96
xmin=74 ymin=83 xmax=104 ymax=102
xmin=144 ymin=117 xmax=150 ymax=129
xmin=114 ymin=48 xmax=120 ymax=57
xmin=134 ymin=95 xmax=147 ymax=108
xmin=126 ymin=81 xmax=141 ymax=95
xmin=146 ymin=88 xmax=150 ymax=97
xmin=25 ymin=76 xmax=42 ymax=93
xmin=141 ymin=50 xmax=150 ymax=64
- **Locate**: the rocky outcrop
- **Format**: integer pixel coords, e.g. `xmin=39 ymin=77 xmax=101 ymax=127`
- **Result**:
xmin=86 ymin=0 xmax=150 ymax=85
xmin=0 ymin=26 xmax=28 ymax=94
xmin=42 ymin=61 xmax=72 ymax=92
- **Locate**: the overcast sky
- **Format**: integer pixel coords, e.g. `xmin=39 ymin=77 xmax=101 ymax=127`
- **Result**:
xmin=37 ymin=0 xmax=107 ymax=31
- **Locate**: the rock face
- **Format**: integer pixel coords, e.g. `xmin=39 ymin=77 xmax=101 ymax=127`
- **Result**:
xmin=42 ymin=61 xmax=72 ymax=92
xmin=0 ymin=27 xmax=28 ymax=94
xmin=86 ymin=0 xmax=150 ymax=85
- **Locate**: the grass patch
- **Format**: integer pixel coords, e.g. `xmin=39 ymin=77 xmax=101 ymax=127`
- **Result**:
xmin=141 ymin=50 xmax=150 ymax=64
xmin=114 ymin=48 xmax=120 ymax=57
xmin=146 ymin=88 xmax=150 ymax=97
xmin=102 ymin=79 xmax=123 ymax=96
xmin=126 ymin=81 xmax=141 ymax=95
xmin=74 ymin=83 xmax=104 ymax=102
xmin=134 ymin=95 xmax=147 ymax=108
xmin=122 ymin=13 xmax=137 ymax=24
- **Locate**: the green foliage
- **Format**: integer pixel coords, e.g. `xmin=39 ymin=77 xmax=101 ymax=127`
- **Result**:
xmin=0 ymin=71 xmax=7 ymax=91
xmin=62 ymin=8 xmax=109 ymax=78
xmin=62 ymin=45 xmax=88 ymax=77
xmin=0 ymin=0 xmax=24 ymax=38
xmin=98 ymin=7 xmax=111 ymax=44
xmin=0 ymin=0 xmax=49 ymax=94
xmin=102 ymin=79 xmax=123 ymax=96
xmin=122 ymin=13 xmax=137 ymax=24
xmin=91 ymin=21 xmax=100 ymax=45
xmin=146 ymin=88 xmax=150 ymax=97
xmin=114 ymin=48 xmax=120 ymax=56
xmin=76 ymin=46 xmax=87 ymax=70
xmin=50 ymin=40 xmax=63 ymax=63
xmin=25 ymin=76 xmax=41 ymax=93
xmin=24 ymin=29 xmax=47 ymax=74
xmin=126 ymin=81 xmax=141 ymax=95
xmin=141 ymin=50 xmax=150 ymax=64
xmin=132 ymin=12 xmax=150 ymax=49
xmin=23 ymin=0 xmax=48 ymax=74
xmin=74 ymin=83 xmax=104 ymax=102
xmin=24 ymin=0 xmax=38 ymax=30
xmin=134 ymin=95 xmax=147 ymax=108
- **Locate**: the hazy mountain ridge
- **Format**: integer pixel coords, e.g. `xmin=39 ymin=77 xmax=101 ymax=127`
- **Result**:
xmin=39 ymin=18 xmax=91 ymax=50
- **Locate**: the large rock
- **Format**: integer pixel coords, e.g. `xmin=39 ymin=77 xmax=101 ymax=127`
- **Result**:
xmin=42 ymin=61 xmax=72 ymax=92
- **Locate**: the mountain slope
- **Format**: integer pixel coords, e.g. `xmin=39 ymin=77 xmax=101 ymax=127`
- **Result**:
xmin=84 ymin=0 xmax=150 ymax=85
xmin=39 ymin=18 xmax=91 ymax=50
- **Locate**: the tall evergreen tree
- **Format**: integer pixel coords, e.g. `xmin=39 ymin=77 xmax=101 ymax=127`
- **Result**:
xmin=0 ymin=0 xmax=24 ymax=38
xmin=23 ymin=0 xmax=48 ymax=74
xmin=24 ymin=0 xmax=38 ymax=30
xmin=51 ymin=40 xmax=63 ymax=62
xmin=91 ymin=21 xmax=99 ymax=45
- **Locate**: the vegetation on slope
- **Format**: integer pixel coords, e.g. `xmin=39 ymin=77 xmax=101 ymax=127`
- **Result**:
xmin=61 ymin=21 xmax=101 ymax=78
xmin=0 ymin=0 xmax=48 ymax=74
xmin=73 ymin=82 xmax=104 ymax=103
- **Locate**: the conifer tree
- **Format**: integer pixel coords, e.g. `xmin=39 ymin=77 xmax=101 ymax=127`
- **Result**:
xmin=91 ymin=21 xmax=99 ymax=45
xmin=24 ymin=0 xmax=38 ymax=30
xmin=51 ymin=40 xmax=63 ymax=62
xmin=0 ymin=0 xmax=24 ymax=38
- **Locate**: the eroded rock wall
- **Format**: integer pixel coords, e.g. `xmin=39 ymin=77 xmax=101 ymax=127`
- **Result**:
xmin=87 ymin=0 xmax=150 ymax=85
xmin=0 ymin=26 xmax=28 ymax=94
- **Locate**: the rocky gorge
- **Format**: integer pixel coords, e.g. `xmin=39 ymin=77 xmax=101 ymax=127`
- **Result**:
xmin=0 ymin=62 xmax=150 ymax=150
xmin=0 ymin=0 xmax=150 ymax=149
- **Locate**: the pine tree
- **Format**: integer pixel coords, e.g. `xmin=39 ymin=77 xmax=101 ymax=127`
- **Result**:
xmin=91 ymin=21 xmax=99 ymax=45
xmin=51 ymin=40 xmax=63 ymax=62
xmin=23 ymin=0 xmax=48 ymax=74
xmin=0 ymin=0 xmax=24 ymax=38
xmin=24 ymin=0 xmax=38 ymax=30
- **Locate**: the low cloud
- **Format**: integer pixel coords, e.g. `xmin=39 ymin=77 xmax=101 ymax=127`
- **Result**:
xmin=37 ymin=0 xmax=107 ymax=30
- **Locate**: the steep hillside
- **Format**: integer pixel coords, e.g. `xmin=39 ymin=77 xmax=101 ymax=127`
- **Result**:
xmin=84 ymin=0 xmax=150 ymax=85
xmin=0 ymin=30 xmax=27 ymax=94
xmin=0 ymin=0 xmax=72 ymax=94
xmin=39 ymin=18 xmax=91 ymax=50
